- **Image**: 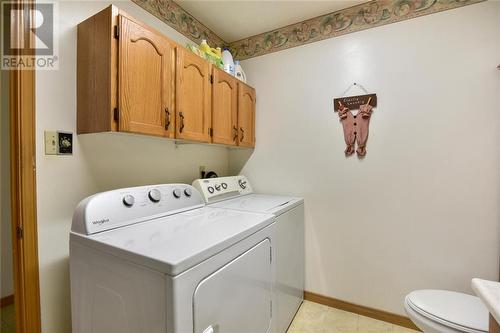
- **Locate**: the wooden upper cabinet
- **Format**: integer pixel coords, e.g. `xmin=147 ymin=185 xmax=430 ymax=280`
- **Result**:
xmin=77 ymin=6 xmax=256 ymax=148
xmin=212 ymin=67 xmax=238 ymax=145
xmin=176 ymin=49 xmax=211 ymax=142
xmin=238 ymin=83 xmax=256 ymax=147
xmin=118 ymin=15 xmax=175 ymax=138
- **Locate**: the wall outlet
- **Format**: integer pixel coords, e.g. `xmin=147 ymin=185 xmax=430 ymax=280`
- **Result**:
xmin=199 ymin=165 xmax=206 ymax=179
xmin=44 ymin=131 xmax=57 ymax=155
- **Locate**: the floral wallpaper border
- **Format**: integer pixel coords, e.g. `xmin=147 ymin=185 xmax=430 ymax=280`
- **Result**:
xmin=228 ymin=0 xmax=485 ymax=60
xmin=133 ymin=0 xmax=484 ymax=60
xmin=132 ymin=0 xmax=225 ymax=47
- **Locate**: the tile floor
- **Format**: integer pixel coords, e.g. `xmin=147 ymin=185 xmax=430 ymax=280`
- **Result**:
xmin=0 ymin=300 xmax=418 ymax=333
xmin=0 ymin=303 xmax=15 ymax=333
xmin=287 ymin=301 xmax=420 ymax=333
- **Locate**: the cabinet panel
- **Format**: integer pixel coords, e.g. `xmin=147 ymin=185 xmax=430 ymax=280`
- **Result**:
xmin=176 ymin=49 xmax=211 ymax=142
xmin=77 ymin=5 xmax=117 ymax=134
xmin=237 ymin=83 xmax=256 ymax=148
xmin=119 ymin=15 xmax=174 ymax=138
xmin=212 ymin=68 xmax=238 ymax=145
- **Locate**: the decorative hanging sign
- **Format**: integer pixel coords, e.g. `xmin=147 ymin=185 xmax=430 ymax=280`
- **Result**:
xmin=333 ymin=83 xmax=377 ymax=158
xmin=333 ymin=93 xmax=377 ymax=112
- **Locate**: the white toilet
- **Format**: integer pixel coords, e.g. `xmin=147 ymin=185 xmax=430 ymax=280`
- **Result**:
xmin=404 ymin=290 xmax=489 ymax=333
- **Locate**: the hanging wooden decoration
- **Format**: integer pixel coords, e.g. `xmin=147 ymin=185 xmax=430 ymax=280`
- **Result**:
xmin=333 ymin=93 xmax=377 ymax=112
xmin=333 ymin=83 xmax=377 ymax=158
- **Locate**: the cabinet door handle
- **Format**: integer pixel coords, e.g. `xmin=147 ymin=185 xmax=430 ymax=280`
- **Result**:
xmin=179 ymin=112 xmax=185 ymax=133
xmin=233 ymin=126 xmax=238 ymax=142
xmin=164 ymin=108 xmax=171 ymax=130
xmin=240 ymin=127 xmax=244 ymax=141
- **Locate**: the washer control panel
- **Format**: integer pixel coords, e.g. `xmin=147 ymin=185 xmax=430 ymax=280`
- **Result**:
xmin=192 ymin=176 xmax=253 ymax=204
xmin=72 ymin=184 xmax=204 ymax=235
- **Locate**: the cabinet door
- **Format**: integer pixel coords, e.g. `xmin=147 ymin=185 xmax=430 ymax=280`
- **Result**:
xmin=176 ymin=49 xmax=211 ymax=142
xmin=237 ymin=83 xmax=256 ymax=147
xmin=212 ymin=68 xmax=238 ymax=145
xmin=118 ymin=15 xmax=174 ymax=138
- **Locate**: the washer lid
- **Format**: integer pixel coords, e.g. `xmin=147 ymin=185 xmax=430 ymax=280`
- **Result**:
xmin=407 ymin=290 xmax=488 ymax=332
xmin=211 ymin=194 xmax=303 ymax=216
xmin=71 ymin=207 xmax=274 ymax=276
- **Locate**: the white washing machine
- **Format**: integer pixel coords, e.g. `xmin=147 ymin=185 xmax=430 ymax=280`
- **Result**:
xmin=192 ymin=176 xmax=304 ymax=333
xmin=70 ymin=183 xmax=276 ymax=333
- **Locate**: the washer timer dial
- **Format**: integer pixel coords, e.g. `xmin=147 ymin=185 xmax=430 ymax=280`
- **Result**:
xmin=122 ymin=194 xmax=135 ymax=207
xmin=173 ymin=189 xmax=182 ymax=198
xmin=148 ymin=189 xmax=161 ymax=203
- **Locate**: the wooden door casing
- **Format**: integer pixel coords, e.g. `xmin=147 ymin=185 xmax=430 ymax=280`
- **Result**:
xmin=212 ymin=68 xmax=238 ymax=145
xmin=176 ymin=49 xmax=211 ymax=142
xmin=9 ymin=3 xmax=42 ymax=332
xmin=237 ymin=83 xmax=256 ymax=147
xmin=119 ymin=15 xmax=174 ymax=138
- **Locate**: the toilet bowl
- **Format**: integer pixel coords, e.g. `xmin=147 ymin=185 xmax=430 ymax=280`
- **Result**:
xmin=404 ymin=290 xmax=488 ymax=333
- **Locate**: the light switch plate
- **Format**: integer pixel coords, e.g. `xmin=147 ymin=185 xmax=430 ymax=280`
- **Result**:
xmin=45 ymin=131 xmax=73 ymax=155
xmin=44 ymin=131 xmax=57 ymax=155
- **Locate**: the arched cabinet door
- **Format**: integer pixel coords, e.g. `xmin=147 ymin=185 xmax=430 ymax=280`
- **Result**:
xmin=176 ymin=49 xmax=211 ymax=142
xmin=237 ymin=83 xmax=256 ymax=148
xmin=212 ymin=68 xmax=238 ymax=145
xmin=118 ymin=15 xmax=175 ymax=138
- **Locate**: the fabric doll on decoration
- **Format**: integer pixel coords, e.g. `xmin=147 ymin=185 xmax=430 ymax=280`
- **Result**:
xmin=335 ymin=97 xmax=374 ymax=158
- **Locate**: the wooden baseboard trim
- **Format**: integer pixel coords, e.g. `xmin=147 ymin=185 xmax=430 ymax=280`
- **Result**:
xmin=304 ymin=291 xmax=420 ymax=331
xmin=490 ymin=314 xmax=500 ymax=333
xmin=1 ymin=295 xmax=14 ymax=307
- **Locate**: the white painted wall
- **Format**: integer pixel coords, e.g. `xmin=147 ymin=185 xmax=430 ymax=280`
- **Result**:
xmin=36 ymin=1 xmax=229 ymax=331
xmin=231 ymin=2 xmax=500 ymax=316
xmin=1 ymin=66 xmax=14 ymax=299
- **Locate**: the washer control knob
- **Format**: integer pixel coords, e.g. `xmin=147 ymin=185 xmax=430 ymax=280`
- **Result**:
xmin=122 ymin=194 xmax=135 ymax=207
xmin=215 ymin=184 xmax=221 ymax=191
xmin=184 ymin=188 xmax=192 ymax=197
xmin=148 ymin=189 xmax=161 ymax=202
xmin=207 ymin=186 xmax=215 ymax=194
xmin=221 ymin=182 xmax=228 ymax=189
xmin=238 ymin=179 xmax=247 ymax=189
xmin=173 ymin=189 xmax=182 ymax=198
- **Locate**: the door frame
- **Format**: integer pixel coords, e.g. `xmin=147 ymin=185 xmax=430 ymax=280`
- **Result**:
xmin=8 ymin=0 xmax=42 ymax=332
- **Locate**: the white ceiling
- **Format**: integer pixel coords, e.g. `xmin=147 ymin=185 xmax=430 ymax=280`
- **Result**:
xmin=175 ymin=0 xmax=367 ymax=42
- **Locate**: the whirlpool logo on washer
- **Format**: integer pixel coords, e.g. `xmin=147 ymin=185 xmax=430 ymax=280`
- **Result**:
xmin=91 ymin=218 xmax=109 ymax=226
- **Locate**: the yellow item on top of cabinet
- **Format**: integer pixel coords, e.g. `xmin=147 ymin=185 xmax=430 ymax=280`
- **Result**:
xmin=199 ymin=40 xmax=220 ymax=59
xmin=198 ymin=39 xmax=223 ymax=69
